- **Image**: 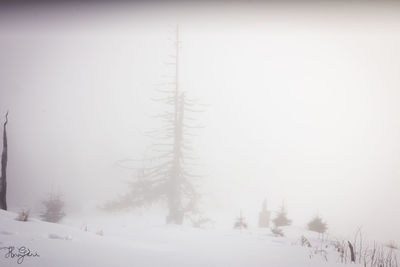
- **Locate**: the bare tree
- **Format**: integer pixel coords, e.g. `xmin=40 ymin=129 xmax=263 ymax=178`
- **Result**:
xmin=104 ymin=26 xmax=204 ymax=225
xmin=0 ymin=111 xmax=8 ymax=210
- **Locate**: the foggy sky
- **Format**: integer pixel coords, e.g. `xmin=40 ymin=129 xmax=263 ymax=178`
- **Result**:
xmin=0 ymin=1 xmax=399 ymax=242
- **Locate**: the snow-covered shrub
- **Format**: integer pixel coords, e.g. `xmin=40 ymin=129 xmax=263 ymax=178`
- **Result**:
xmin=307 ymin=215 xmax=327 ymax=234
xmin=234 ymin=212 xmax=248 ymax=229
xmin=40 ymin=193 xmax=66 ymax=223
xmin=332 ymin=240 xmax=346 ymax=263
xmin=96 ymin=229 xmax=104 ymax=236
xmin=16 ymin=209 xmax=30 ymax=221
xmin=329 ymin=229 xmax=400 ymax=267
xmin=187 ymin=214 xmax=213 ymax=229
xmin=271 ymin=226 xmax=284 ymax=237
xmin=311 ymin=248 xmax=328 ymax=262
xmin=300 ymin=235 xmax=312 ymax=247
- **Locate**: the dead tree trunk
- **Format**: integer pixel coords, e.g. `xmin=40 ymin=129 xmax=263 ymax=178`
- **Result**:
xmin=158 ymin=26 xmax=203 ymax=224
xmin=348 ymin=241 xmax=356 ymax=263
xmin=166 ymin=27 xmax=185 ymax=224
xmin=0 ymin=111 xmax=8 ymax=210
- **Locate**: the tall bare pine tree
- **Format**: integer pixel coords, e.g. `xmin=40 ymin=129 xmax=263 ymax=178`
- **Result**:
xmin=105 ymin=26 xmax=203 ymax=225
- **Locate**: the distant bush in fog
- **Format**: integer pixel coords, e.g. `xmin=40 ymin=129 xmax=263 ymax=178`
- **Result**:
xmin=307 ymin=215 xmax=327 ymax=234
xmin=271 ymin=226 xmax=284 ymax=237
xmin=234 ymin=212 xmax=248 ymax=230
xmin=272 ymin=202 xmax=292 ymax=227
xmin=15 ymin=209 xmax=30 ymax=222
xmin=40 ymin=193 xmax=66 ymax=223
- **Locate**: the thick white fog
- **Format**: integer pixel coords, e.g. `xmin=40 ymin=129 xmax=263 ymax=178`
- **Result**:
xmin=0 ymin=2 xmax=399 ymax=242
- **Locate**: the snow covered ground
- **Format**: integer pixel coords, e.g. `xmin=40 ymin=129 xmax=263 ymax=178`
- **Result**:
xmin=0 ymin=210 xmax=359 ymax=267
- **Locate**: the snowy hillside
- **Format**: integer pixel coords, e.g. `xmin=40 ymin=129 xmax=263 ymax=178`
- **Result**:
xmin=0 ymin=210 xmax=360 ymax=267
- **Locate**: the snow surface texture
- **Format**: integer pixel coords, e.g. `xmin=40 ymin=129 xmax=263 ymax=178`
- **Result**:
xmin=0 ymin=210 xmax=360 ymax=267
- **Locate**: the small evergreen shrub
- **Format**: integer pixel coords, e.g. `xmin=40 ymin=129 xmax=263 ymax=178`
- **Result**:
xmin=40 ymin=193 xmax=66 ymax=223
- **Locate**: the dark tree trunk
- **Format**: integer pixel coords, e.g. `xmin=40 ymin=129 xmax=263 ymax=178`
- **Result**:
xmin=348 ymin=241 xmax=356 ymax=263
xmin=0 ymin=111 xmax=8 ymax=210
